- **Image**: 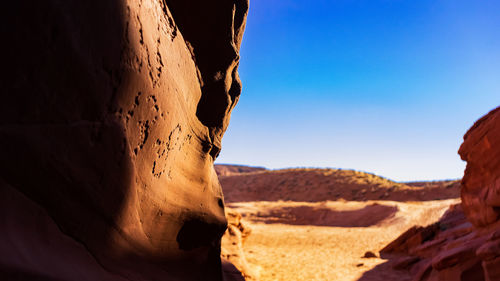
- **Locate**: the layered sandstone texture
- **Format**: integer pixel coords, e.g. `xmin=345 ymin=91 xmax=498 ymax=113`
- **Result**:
xmin=379 ymin=106 xmax=500 ymax=281
xmin=379 ymin=204 xmax=500 ymax=281
xmin=0 ymin=0 xmax=248 ymax=280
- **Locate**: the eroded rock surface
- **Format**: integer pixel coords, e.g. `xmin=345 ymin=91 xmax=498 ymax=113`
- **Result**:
xmin=459 ymin=107 xmax=500 ymax=227
xmin=221 ymin=209 xmax=258 ymax=280
xmin=0 ymin=0 xmax=248 ymax=280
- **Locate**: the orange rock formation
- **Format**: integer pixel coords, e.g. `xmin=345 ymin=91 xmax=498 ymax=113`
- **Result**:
xmin=0 ymin=0 xmax=248 ymax=280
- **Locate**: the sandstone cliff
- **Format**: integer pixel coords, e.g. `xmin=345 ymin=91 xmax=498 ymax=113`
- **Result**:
xmin=377 ymin=106 xmax=500 ymax=281
xmin=0 ymin=0 xmax=248 ymax=280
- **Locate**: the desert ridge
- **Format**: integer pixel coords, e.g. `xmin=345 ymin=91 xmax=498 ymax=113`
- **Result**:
xmin=217 ymin=165 xmax=460 ymax=203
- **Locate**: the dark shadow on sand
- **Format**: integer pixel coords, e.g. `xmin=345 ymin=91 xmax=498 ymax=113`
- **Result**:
xmin=247 ymin=203 xmax=398 ymax=227
xmin=356 ymin=254 xmax=412 ymax=281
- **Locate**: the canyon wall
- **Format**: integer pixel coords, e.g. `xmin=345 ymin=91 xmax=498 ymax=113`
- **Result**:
xmin=0 ymin=0 xmax=248 ymax=280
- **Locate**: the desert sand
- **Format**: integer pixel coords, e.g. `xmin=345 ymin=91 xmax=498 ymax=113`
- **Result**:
xmin=219 ymin=166 xmax=462 ymax=281
xmin=228 ymin=199 xmax=459 ymax=281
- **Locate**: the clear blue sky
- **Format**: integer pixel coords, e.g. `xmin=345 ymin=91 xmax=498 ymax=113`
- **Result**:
xmin=216 ymin=0 xmax=500 ymax=181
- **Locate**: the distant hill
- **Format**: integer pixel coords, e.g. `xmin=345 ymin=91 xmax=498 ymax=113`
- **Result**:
xmin=215 ymin=164 xmax=267 ymax=176
xmin=217 ymin=167 xmax=460 ymax=203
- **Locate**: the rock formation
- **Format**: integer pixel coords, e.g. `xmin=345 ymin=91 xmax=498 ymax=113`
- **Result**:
xmin=380 ymin=106 xmax=500 ymax=281
xmin=221 ymin=209 xmax=258 ymax=280
xmin=459 ymin=107 xmax=500 ymax=227
xmin=0 ymin=0 xmax=248 ymax=280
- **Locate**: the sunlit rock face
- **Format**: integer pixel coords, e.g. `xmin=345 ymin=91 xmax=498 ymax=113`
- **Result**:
xmin=0 ymin=0 xmax=248 ymax=280
xmin=459 ymin=106 xmax=500 ymax=227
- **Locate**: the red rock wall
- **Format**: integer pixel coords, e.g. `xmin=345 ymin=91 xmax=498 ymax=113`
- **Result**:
xmin=459 ymin=107 xmax=500 ymax=227
xmin=0 ymin=0 xmax=248 ymax=280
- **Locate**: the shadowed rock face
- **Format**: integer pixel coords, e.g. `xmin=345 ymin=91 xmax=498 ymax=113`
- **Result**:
xmin=165 ymin=0 xmax=249 ymax=151
xmin=0 ymin=0 xmax=248 ymax=280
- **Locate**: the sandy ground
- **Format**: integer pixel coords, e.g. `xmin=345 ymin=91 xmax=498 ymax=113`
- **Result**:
xmin=227 ymin=199 xmax=459 ymax=281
